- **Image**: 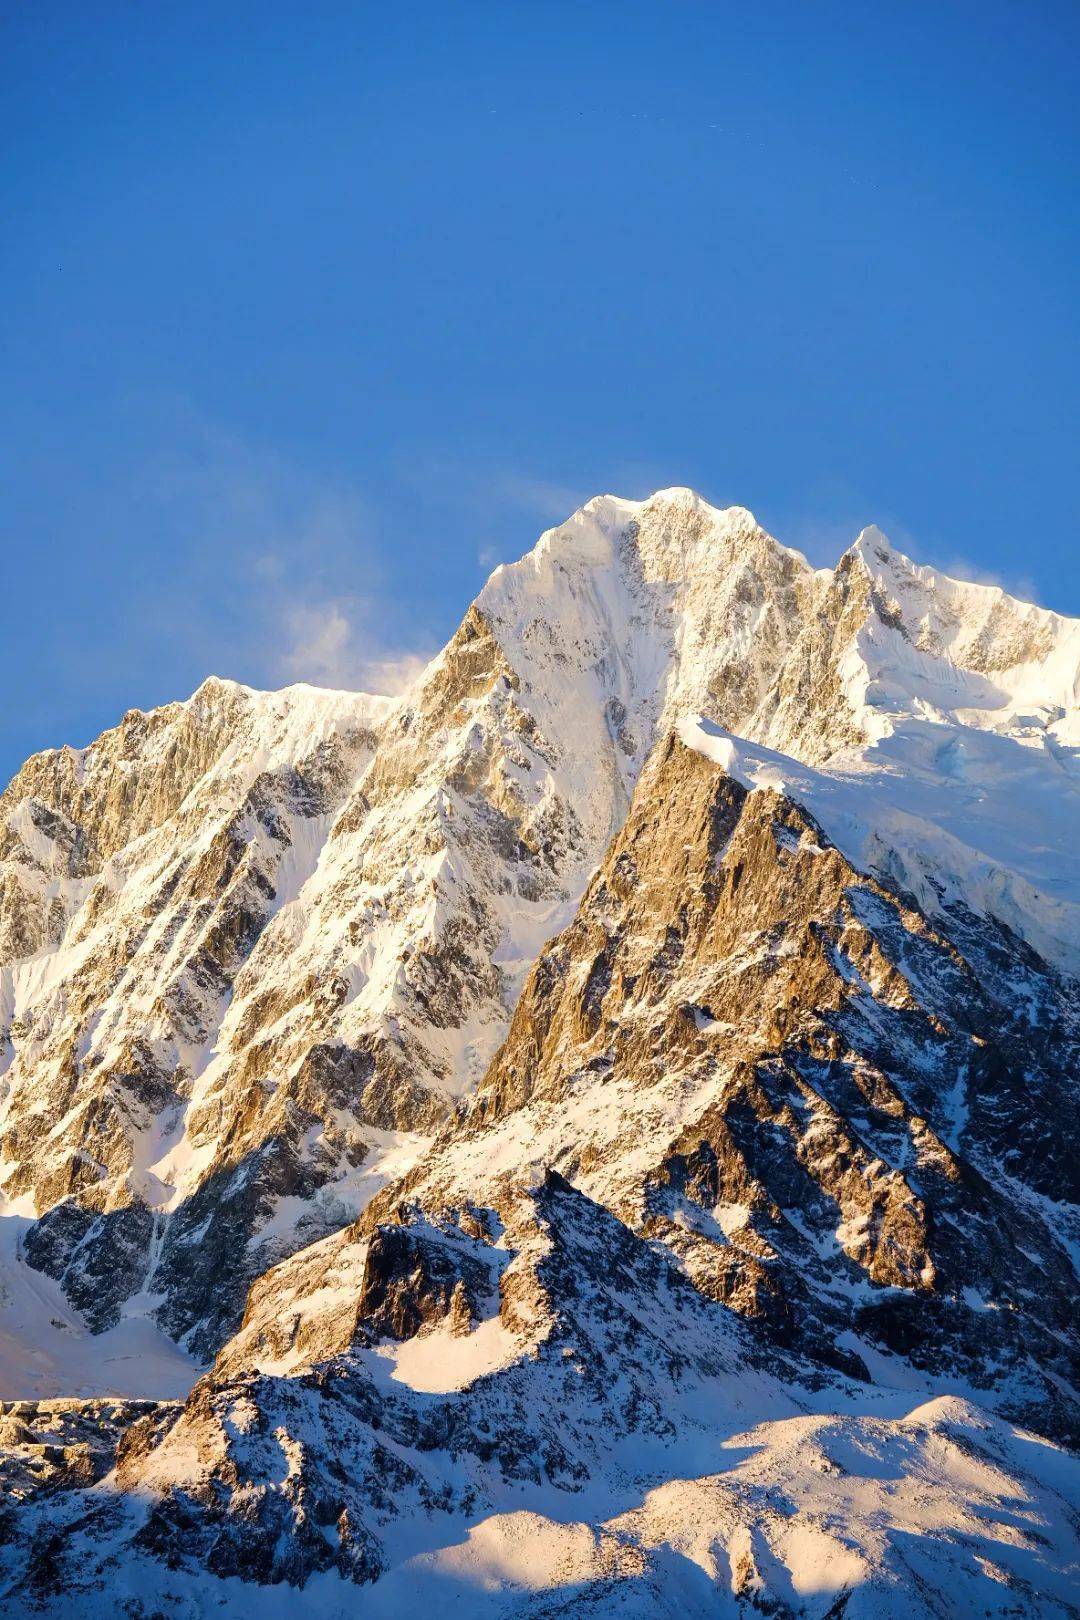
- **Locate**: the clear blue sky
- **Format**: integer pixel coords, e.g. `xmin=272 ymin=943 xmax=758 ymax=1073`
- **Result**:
xmin=3 ymin=0 xmax=1078 ymax=782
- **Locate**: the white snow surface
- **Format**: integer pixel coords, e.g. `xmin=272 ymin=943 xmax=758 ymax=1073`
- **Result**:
xmin=13 ymin=1388 xmax=1078 ymax=1618
xmin=680 ymin=706 xmax=1080 ymax=974
xmin=368 ymin=1311 xmax=521 ymax=1394
xmin=0 ymin=1198 xmax=197 ymax=1400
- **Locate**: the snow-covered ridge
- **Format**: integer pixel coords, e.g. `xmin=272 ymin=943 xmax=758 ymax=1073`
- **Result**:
xmin=476 ymin=488 xmax=1080 ymax=969
xmin=680 ymin=707 xmax=1080 ymax=976
xmin=843 ymin=525 xmax=1080 ymax=730
xmin=36 ymin=676 xmax=395 ymax=761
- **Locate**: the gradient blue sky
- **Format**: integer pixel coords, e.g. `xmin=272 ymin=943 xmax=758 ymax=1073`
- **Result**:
xmin=3 ymin=0 xmax=1078 ymax=782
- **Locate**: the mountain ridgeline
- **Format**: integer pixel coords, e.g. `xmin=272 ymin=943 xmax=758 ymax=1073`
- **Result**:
xmin=1 ymin=490 xmax=1078 ymax=1617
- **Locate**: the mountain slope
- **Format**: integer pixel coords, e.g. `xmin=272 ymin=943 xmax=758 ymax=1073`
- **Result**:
xmin=1 ymin=708 xmax=1077 ymax=1616
xmin=5 ymin=492 xmax=1079 ymax=1363
xmin=0 ymin=489 xmax=1078 ymax=1615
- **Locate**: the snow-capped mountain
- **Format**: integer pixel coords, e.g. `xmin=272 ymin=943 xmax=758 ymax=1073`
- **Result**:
xmin=1 ymin=490 xmax=1078 ymax=1616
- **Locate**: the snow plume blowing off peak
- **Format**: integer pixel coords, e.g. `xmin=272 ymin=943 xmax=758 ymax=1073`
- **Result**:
xmin=0 ymin=487 xmax=1078 ymax=1617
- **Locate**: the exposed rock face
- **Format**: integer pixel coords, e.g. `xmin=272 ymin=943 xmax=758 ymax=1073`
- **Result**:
xmin=0 ymin=679 xmax=394 ymax=1351
xmin=0 ymin=1396 xmax=167 ymax=1501
xmin=468 ymin=731 xmax=1079 ymax=1438
xmin=2 ymin=1174 xmax=1077 ymax=1614
xmin=0 ymin=490 xmax=1078 ymax=1615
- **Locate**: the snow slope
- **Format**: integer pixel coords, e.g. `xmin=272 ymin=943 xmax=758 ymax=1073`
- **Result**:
xmin=0 ymin=1199 xmax=196 ymax=1400
xmin=680 ymin=705 xmax=1080 ymax=976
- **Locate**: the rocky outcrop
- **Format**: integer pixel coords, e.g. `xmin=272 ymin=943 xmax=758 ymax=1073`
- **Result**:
xmin=0 ymin=1396 xmax=171 ymax=1503
xmin=0 ymin=683 xmax=391 ymax=1348
xmin=2 ymin=1161 xmax=1077 ymax=1615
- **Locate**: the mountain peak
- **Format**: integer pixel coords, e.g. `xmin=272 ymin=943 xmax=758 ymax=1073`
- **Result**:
xmin=651 ymin=486 xmax=757 ymax=518
xmin=567 ymin=487 xmax=763 ymax=533
xmin=848 ymin=523 xmax=910 ymax=574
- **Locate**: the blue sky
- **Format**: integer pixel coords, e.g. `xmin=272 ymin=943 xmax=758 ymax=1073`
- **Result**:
xmin=3 ymin=0 xmax=1078 ymax=782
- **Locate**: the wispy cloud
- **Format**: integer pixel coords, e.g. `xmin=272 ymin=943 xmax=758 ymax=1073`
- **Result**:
xmin=278 ymin=598 xmax=432 ymax=693
xmin=937 ymin=556 xmax=1043 ymax=606
xmin=389 ymin=453 xmax=593 ymax=573
xmin=485 ymin=472 xmax=588 ymax=522
xmin=127 ymin=405 xmax=436 ymax=697
xmin=360 ymin=650 xmax=433 ymax=694
xmin=280 ymin=600 xmax=356 ymax=687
